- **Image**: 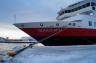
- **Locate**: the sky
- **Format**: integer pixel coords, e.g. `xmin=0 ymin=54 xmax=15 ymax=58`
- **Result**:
xmin=0 ymin=0 xmax=82 ymax=39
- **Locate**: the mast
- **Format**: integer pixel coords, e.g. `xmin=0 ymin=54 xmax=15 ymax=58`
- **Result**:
xmin=14 ymin=14 xmax=16 ymax=23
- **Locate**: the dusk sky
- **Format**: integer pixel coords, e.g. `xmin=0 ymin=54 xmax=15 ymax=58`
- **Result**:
xmin=0 ymin=0 xmax=82 ymax=39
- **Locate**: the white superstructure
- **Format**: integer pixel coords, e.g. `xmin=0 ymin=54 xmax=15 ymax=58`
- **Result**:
xmin=56 ymin=0 xmax=96 ymax=28
xmin=16 ymin=0 xmax=96 ymax=29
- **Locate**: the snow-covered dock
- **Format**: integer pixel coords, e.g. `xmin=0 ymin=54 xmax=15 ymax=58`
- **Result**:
xmin=4 ymin=45 xmax=96 ymax=63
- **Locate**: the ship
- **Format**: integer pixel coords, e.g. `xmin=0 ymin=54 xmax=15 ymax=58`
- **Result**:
xmin=14 ymin=0 xmax=96 ymax=46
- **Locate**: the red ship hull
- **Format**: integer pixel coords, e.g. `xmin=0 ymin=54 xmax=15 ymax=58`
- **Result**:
xmin=20 ymin=28 xmax=96 ymax=46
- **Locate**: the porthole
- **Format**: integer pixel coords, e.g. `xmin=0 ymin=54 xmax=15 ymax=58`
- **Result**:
xmin=40 ymin=23 xmax=43 ymax=27
xmin=56 ymin=23 xmax=59 ymax=26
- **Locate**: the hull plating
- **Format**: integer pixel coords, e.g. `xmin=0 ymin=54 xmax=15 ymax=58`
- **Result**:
xmin=20 ymin=28 xmax=96 ymax=46
xmin=33 ymin=36 xmax=96 ymax=46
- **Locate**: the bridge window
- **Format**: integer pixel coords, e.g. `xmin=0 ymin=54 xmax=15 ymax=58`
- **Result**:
xmin=91 ymin=2 xmax=96 ymax=6
xmin=65 ymin=10 xmax=68 ymax=13
xmin=92 ymin=7 xmax=95 ymax=10
xmin=69 ymin=3 xmax=90 ymax=13
xmin=86 ymin=3 xmax=90 ymax=7
xmin=67 ymin=10 xmax=70 ymax=13
xmin=58 ymin=2 xmax=92 ymax=16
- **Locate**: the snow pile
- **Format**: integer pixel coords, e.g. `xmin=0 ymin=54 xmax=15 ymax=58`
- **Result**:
xmin=0 ymin=43 xmax=28 ymax=51
xmin=32 ymin=43 xmax=44 ymax=47
xmin=10 ymin=45 xmax=96 ymax=63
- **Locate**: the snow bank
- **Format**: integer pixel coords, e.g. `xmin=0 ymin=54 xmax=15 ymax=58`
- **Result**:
xmin=8 ymin=45 xmax=96 ymax=63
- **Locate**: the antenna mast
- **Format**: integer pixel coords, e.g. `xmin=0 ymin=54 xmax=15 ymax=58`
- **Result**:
xmin=14 ymin=14 xmax=16 ymax=23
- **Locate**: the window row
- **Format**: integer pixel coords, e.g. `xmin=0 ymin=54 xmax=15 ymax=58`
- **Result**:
xmin=68 ymin=23 xmax=76 ymax=26
xmin=40 ymin=23 xmax=60 ymax=27
xmin=91 ymin=2 xmax=96 ymax=6
xmin=59 ymin=2 xmax=96 ymax=15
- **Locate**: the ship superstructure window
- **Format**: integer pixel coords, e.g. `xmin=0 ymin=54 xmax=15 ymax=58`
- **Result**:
xmin=94 ymin=22 xmax=96 ymax=27
xmin=86 ymin=3 xmax=90 ymax=7
xmin=68 ymin=23 xmax=71 ymax=25
xmin=56 ymin=23 xmax=59 ymax=26
xmin=92 ymin=7 xmax=95 ymax=10
xmin=40 ymin=23 xmax=43 ymax=27
xmin=65 ymin=10 xmax=68 ymax=13
xmin=91 ymin=2 xmax=96 ymax=6
xmin=73 ymin=23 xmax=76 ymax=26
xmin=89 ymin=21 xmax=92 ymax=26
xmin=58 ymin=2 xmax=91 ymax=16
xmin=72 ymin=2 xmax=90 ymax=11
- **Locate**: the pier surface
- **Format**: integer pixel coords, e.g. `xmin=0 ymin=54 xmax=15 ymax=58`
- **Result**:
xmin=10 ymin=45 xmax=96 ymax=63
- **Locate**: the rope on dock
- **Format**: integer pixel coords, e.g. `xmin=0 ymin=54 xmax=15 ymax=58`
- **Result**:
xmin=7 ymin=42 xmax=38 ymax=57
